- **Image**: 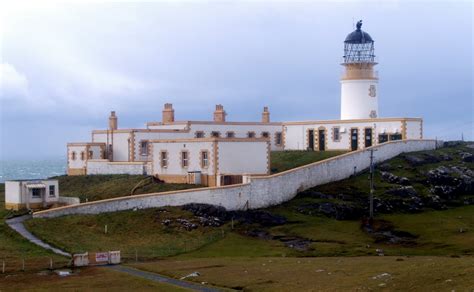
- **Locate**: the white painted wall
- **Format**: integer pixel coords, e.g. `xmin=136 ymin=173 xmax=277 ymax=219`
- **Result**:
xmin=189 ymin=123 xmax=283 ymax=150
xmin=284 ymin=120 xmax=405 ymax=151
xmin=34 ymin=140 xmax=436 ymax=218
xmin=341 ymin=80 xmax=379 ymax=120
xmin=5 ymin=181 xmax=21 ymax=204
xmin=217 ymin=141 xmax=269 ymax=175
xmin=87 ymin=160 xmax=148 ymax=175
xmin=151 ymin=141 xmax=215 ymax=176
xmin=406 ymin=120 xmax=422 ymax=139
xmin=134 ymin=131 xmax=191 ymax=162
xmin=68 ymin=145 xmax=87 ymax=169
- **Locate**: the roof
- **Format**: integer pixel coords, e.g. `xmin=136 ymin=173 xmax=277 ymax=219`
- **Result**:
xmin=345 ymin=20 xmax=373 ymax=44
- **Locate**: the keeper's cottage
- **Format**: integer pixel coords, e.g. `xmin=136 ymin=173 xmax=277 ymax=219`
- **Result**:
xmin=67 ymin=21 xmax=423 ymax=187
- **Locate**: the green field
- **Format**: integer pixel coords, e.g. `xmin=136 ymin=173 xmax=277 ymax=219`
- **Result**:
xmin=270 ymin=150 xmax=347 ymax=173
xmin=0 ymin=266 xmax=190 ymax=291
xmin=53 ymin=174 xmax=201 ymax=202
xmin=131 ymin=256 xmax=474 ymax=291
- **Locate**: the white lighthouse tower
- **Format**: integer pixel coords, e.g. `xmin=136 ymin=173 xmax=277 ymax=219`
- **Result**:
xmin=340 ymin=20 xmax=379 ymax=120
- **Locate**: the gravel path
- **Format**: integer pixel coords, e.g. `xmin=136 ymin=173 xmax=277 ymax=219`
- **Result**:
xmin=108 ymin=265 xmax=222 ymax=292
xmin=5 ymin=214 xmax=71 ymax=258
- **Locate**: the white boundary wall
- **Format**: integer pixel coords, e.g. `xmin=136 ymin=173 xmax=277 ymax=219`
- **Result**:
xmin=34 ymin=140 xmax=436 ymax=218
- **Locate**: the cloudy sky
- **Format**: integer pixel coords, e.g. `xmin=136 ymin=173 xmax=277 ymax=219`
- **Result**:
xmin=0 ymin=0 xmax=472 ymax=160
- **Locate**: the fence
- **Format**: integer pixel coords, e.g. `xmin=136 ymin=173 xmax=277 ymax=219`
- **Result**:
xmin=0 ymin=256 xmax=71 ymax=274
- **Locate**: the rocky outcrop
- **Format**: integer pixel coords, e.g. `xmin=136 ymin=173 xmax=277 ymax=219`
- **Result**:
xmin=380 ymin=171 xmax=410 ymax=185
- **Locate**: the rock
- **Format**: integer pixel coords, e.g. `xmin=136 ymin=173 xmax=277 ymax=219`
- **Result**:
xmin=176 ymin=218 xmax=198 ymax=231
xmin=460 ymin=152 xmax=474 ymax=163
xmin=380 ymin=171 xmax=411 ymax=185
xmin=427 ymin=166 xmax=457 ymax=186
xmin=246 ymin=229 xmax=273 ymax=240
xmin=275 ymin=236 xmax=314 ymax=251
xmin=440 ymin=154 xmax=453 ymax=161
xmin=161 ymin=219 xmax=171 ymax=226
xmin=296 ymin=202 xmax=365 ymax=220
xmin=385 ymin=186 xmax=417 ymax=198
xmin=180 ymin=272 xmax=200 ymax=280
xmin=443 ymin=141 xmax=463 ymax=148
xmin=377 ymin=163 xmax=393 ymax=171
xmin=182 ymin=203 xmax=228 ymax=221
xmin=404 ymin=153 xmax=440 ymax=166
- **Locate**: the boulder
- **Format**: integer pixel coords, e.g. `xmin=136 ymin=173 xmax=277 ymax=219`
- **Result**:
xmin=385 ymin=186 xmax=417 ymax=198
xmin=380 ymin=171 xmax=410 ymax=185
xmin=460 ymin=152 xmax=474 ymax=163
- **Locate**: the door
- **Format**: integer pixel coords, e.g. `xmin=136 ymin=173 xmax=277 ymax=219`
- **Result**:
xmin=318 ymin=129 xmax=326 ymax=151
xmin=365 ymin=128 xmax=373 ymax=148
xmin=308 ymin=130 xmax=314 ymax=151
xmin=351 ymin=129 xmax=358 ymax=151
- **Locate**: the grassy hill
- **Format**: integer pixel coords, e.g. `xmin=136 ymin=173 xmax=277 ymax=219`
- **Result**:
xmin=52 ymin=175 xmax=201 ymax=202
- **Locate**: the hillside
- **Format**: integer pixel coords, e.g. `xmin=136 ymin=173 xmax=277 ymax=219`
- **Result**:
xmin=24 ymin=142 xmax=474 ymax=258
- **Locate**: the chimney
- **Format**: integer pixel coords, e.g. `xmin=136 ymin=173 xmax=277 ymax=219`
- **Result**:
xmin=109 ymin=111 xmax=118 ymax=130
xmin=162 ymin=103 xmax=175 ymax=123
xmin=213 ymin=104 xmax=226 ymax=122
xmin=262 ymin=106 xmax=270 ymax=123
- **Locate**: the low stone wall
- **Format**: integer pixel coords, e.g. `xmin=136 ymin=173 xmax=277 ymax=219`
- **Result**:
xmin=34 ymin=139 xmax=436 ymax=218
xmin=58 ymin=196 xmax=81 ymax=206
xmin=87 ymin=160 xmax=150 ymax=175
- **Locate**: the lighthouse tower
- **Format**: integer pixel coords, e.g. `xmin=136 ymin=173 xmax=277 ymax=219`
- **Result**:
xmin=340 ymin=20 xmax=378 ymax=120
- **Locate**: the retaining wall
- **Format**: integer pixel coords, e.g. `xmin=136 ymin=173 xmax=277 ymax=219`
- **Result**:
xmin=34 ymin=140 xmax=436 ymax=218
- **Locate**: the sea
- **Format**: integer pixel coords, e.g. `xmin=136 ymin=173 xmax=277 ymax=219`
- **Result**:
xmin=0 ymin=158 xmax=67 ymax=183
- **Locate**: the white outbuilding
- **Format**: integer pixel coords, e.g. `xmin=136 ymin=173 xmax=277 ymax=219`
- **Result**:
xmin=5 ymin=179 xmax=59 ymax=210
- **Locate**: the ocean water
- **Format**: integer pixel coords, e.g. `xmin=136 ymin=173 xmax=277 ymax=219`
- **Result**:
xmin=0 ymin=158 xmax=67 ymax=183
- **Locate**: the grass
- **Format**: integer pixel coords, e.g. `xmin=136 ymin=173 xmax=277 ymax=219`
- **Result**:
xmin=270 ymin=150 xmax=347 ymax=173
xmin=24 ymin=207 xmax=225 ymax=256
xmin=0 ymin=266 xmax=191 ymax=291
xmin=0 ymin=184 xmax=64 ymax=261
xmin=53 ymin=174 xmax=201 ymax=202
xmin=131 ymin=256 xmax=474 ymax=291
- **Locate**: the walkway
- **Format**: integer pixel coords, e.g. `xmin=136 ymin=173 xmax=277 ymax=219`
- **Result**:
xmin=5 ymin=214 xmax=71 ymax=258
xmin=108 ymin=265 xmax=222 ymax=292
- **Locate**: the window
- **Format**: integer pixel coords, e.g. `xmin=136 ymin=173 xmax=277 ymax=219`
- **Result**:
xmin=140 ymin=141 xmax=149 ymax=156
xmin=333 ymin=127 xmax=340 ymax=142
xmin=211 ymin=131 xmax=220 ymax=138
xmin=275 ymin=132 xmax=283 ymax=146
xmin=201 ymin=151 xmax=209 ymax=168
xmin=195 ymin=131 xmax=205 ymax=138
xmin=181 ymin=151 xmax=189 ymax=168
xmin=247 ymin=131 xmax=256 ymax=138
xmin=390 ymin=133 xmax=402 ymax=141
xmin=71 ymin=151 xmax=76 ymax=160
xmin=261 ymin=132 xmax=269 ymax=138
xmin=226 ymin=131 xmax=235 ymax=138
xmin=49 ymin=185 xmax=55 ymax=197
xmin=378 ymin=134 xmax=389 ymax=143
xmin=88 ymin=150 xmax=93 ymax=159
xmin=160 ymin=151 xmax=168 ymax=168
xmin=32 ymin=188 xmax=41 ymax=198
xmin=80 ymin=151 xmax=85 ymax=161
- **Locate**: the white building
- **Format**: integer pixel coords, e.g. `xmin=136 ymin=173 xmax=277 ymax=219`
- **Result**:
xmin=5 ymin=179 xmax=59 ymax=210
xmin=66 ymin=21 xmax=423 ymax=185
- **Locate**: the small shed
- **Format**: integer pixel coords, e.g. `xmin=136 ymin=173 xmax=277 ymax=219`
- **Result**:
xmin=5 ymin=179 xmax=59 ymax=210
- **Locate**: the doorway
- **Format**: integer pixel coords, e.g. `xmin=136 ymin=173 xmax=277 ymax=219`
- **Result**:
xmin=318 ymin=129 xmax=326 ymax=151
xmin=351 ymin=129 xmax=358 ymax=151
xmin=365 ymin=128 xmax=373 ymax=148
xmin=308 ymin=130 xmax=314 ymax=151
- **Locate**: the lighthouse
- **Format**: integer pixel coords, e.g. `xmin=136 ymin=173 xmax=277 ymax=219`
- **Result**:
xmin=340 ymin=20 xmax=379 ymax=120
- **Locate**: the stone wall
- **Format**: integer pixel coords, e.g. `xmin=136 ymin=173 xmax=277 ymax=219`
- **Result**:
xmin=86 ymin=160 xmax=150 ymax=175
xmin=34 ymin=139 xmax=436 ymax=218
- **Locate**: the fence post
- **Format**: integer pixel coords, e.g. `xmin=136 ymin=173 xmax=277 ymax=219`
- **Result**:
xmin=22 ymin=258 xmax=25 ymax=272
xmin=2 ymin=261 xmax=5 ymax=274
xmin=50 ymin=258 xmax=53 ymax=270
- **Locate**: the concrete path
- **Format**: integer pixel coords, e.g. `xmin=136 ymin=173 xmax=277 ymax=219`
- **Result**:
xmin=108 ymin=265 xmax=222 ymax=292
xmin=5 ymin=215 xmax=71 ymax=258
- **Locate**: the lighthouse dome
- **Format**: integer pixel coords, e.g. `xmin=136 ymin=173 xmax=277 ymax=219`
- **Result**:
xmin=344 ymin=20 xmax=373 ymax=44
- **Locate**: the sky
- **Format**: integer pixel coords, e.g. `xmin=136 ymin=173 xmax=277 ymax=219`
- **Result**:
xmin=0 ymin=0 xmax=472 ymax=160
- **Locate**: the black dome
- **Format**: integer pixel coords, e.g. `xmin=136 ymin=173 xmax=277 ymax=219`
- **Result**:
xmin=345 ymin=30 xmax=373 ymax=43
xmin=344 ymin=20 xmax=373 ymax=44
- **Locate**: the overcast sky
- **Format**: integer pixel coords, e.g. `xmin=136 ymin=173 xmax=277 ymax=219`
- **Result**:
xmin=0 ymin=0 xmax=472 ymax=160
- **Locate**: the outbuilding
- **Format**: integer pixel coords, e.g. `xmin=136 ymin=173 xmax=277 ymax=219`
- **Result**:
xmin=5 ymin=179 xmax=59 ymax=210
